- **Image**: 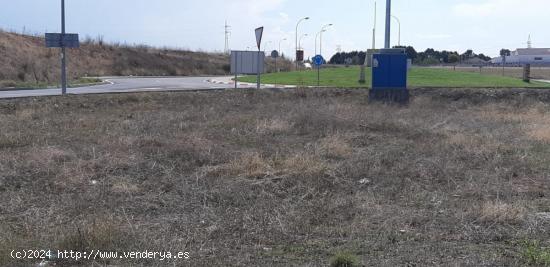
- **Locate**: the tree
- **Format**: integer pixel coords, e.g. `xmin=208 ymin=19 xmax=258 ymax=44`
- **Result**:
xmin=499 ymin=49 xmax=511 ymax=64
xmin=462 ymin=49 xmax=474 ymax=59
xmin=477 ymin=53 xmax=492 ymax=61
xmin=500 ymin=49 xmax=511 ymax=57
xmin=448 ymin=54 xmax=459 ymax=63
xmin=393 ymin=46 xmax=417 ymax=61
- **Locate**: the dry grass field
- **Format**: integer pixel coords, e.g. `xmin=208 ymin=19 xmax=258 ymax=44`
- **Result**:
xmin=2 ymin=88 xmax=550 ymax=266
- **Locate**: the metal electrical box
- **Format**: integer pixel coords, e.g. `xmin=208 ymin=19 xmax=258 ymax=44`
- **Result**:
xmin=370 ymin=48 xmax=409 ymax=103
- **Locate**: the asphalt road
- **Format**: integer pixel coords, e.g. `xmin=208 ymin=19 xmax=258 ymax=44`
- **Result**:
xmin=0 ymin=76 xmax=250 ymax=99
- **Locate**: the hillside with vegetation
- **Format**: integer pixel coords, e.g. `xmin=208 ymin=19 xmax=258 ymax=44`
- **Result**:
xmin=0 ymin=30 xmax=235 ymax=87
xmin=0 ymin=30 xmax=293 ymax=88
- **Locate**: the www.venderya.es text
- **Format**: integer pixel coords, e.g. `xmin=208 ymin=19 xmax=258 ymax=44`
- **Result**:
xmin=11 ymin=249 xmax=190 ymax=261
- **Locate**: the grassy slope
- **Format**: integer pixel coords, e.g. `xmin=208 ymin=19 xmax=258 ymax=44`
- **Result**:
xmin=239 ymin=66 xmax=550 ymax=88
xmin=0 ymin=30 xmax=230 ymax=88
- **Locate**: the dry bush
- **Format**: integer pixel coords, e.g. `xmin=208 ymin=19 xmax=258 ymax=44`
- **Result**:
xmin=281 ymin=153 xmax=330 ymax=178
xmin=529 ymin=125 xmax=550 ymax=142
xmin=255 ymin=118 xmax=292 ymax=134
xmin=317 ymin=134 xmax=353 ymax=159
xmin=478 ymin=201 xmax=528 ymax=224
xmin=211 ymin=152 xmax=275 ymax=179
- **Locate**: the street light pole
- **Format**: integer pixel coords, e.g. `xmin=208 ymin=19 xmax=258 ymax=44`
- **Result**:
xmin=279 ymin=38 xmax=287 ymax=56
xmin=299 ymin=34 xmax=308 ymax=50
xmin=319 ymin=24 xmax=333 ymax=56
xmin=391 ymin=15 xmax=401 ymax=46
xmin=372 ymin=1 xmax=377 ymax=50
xmin=385 ymin=0 xmax=391 ymax=49
xmin=61 ymin=0 xmax=67 ymax=95
xmin=295 ymin=17 xmax=310 ymax=69
xmin=315 ymin=30 xmax=325 ymax=56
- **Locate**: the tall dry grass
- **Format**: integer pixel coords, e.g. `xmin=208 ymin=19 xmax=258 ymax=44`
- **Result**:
xmin=1 ymin=88 xmax=550 ymax=266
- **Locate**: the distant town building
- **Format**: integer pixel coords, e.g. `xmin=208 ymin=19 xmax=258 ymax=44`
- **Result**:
xmin=492 ymin=48 xmax=550 ymax=65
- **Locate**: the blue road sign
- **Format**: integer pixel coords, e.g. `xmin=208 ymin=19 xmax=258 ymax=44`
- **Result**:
xmin=313 ymin=55 xmax=324 ymax=67
xmin=45 ymin=33 xmax=80 ymax=48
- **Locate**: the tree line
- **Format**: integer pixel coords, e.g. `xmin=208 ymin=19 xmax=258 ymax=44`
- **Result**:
xmin=329 ymin=46 xmax=493 ymax=65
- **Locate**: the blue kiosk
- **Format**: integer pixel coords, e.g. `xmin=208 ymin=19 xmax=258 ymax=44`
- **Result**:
xmin=370 ymin=48 xmax=409 ymax=103
xmin=370 ymin=0 xmax=409 ymax=104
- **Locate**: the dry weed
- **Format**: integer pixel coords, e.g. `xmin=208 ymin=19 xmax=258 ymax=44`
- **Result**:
xmin=479 ymin=201 xmax=527 ymax=224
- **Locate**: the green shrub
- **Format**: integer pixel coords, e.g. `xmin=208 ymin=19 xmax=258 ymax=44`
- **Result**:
xmin=330 ymin=251 xmax=360 ymax=267
xmin=522 ymin=240 xmax=550 ymax=266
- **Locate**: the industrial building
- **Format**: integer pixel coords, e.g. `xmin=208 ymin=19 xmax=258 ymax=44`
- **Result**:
xmin=492 ymin=48 xmax=550 ymax=65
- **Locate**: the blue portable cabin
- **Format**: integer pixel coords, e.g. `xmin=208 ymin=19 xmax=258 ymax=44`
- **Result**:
xmin=370 ymin=48 xmax=409 ymax=103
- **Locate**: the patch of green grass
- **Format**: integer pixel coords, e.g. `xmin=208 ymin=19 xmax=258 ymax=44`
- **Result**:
xmin=521 ymin=240 xmax=550 ymax=266
xmin=239 ymin=67 xmax=550 ymax=88
xmin=329 ymin=251 xmax=361 ymax=267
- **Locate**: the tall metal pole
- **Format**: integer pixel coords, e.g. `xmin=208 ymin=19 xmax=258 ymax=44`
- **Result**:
xmin=319 ymin=24 xmax=333 ymax=56
xmin=384 ymin=0 xmax=391 ymax=49
xmin=61 ymin=0 xmax=67 ymax=95
xmin=372 ymin=1 xmax=377 ymax=50
xmin=257 ymin=46 xmax=261 ymax=89
xmin=315 ymin=30 xmax=324 ymax=56
xmin=295 ymin=17 xmax=309 ymax=70
xmin=299 ymin=34 xmax=308 ymax=51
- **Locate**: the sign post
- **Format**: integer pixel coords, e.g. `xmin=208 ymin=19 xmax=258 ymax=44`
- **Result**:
xmin=313 ymin=55 xmax=325 ymax=87
xmin=45 ymin=0 xmax=79 ymax=95
xmin=230 ymin=51 xmax=265 ymax=88
xmin=271 ymin=50 xmax=279 ymax=86
xmin=255 ymin=27 xmax=264 ymax=89
xmin=61 ymin=0 xmax=66 ymax=95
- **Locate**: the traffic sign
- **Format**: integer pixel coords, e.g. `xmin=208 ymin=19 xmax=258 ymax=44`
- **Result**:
xmin=296 ymin=50 xmax=304 ymax=61
xmin=271 ymin=50 xmax=279 ymax=58
xmin=255 ymin=27 xmax=264 ymax=50
xmin=313 ymin=55 xmax=325 ymax=66
xmin=45 ymin=33 xmax=80 ymax=48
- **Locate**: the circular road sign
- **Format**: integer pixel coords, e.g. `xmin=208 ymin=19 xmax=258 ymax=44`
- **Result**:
xmin=271 ymin=50 xmax=279 ymax=58
xmin=313 ymin=55 xmax=325 ymax=67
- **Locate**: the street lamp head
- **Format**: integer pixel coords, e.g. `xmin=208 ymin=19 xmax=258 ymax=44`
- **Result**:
xmin=305 ymin=17 xmax=310 ymax=20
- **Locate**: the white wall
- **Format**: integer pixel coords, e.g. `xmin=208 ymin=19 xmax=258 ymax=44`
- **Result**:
xmin=492 ymin=55 xmax=550 ymax=65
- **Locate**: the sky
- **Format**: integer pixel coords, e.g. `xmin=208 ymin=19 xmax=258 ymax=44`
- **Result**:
xmin=0 ymin=0 xmax=548 ymax=59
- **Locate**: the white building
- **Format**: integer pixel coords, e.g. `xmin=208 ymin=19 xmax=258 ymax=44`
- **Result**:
xmin=492 ymin=48 xmax=550 ymax=65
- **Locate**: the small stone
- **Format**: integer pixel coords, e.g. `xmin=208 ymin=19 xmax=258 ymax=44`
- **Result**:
xmin=535 ymin=212 xmax=550 ymax=220
xmin=359 ymin=178 xmax=371 ymax=185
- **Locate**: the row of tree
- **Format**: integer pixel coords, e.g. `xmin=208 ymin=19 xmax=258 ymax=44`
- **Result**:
xmin=329 ymin=46 xmax=494 ymax=65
